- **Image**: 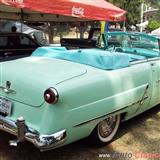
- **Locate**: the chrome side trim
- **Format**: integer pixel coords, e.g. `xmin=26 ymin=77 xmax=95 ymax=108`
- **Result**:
xmin=131 ymin=57 xmax=160 ymax=65
xmin=74 ymin=96 xmax=149 ymax=128
xmin=0 ymin=116 xmax=66 ymax=151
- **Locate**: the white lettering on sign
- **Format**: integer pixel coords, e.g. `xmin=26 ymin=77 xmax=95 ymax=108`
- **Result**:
xmin=72 ymin=6 xmax=84 ymax=17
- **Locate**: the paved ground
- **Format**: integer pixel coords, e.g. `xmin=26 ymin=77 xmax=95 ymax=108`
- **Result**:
xmin=0 ymin=105 xmax=160 ymax=160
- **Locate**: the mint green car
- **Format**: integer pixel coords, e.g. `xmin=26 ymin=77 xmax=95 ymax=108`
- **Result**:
xmin=0 ymin=32 xmax=160 ymax=151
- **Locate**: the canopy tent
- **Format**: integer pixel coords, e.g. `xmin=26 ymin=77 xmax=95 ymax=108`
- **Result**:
xmin=0 ymin=0 xmax=126 ymax=22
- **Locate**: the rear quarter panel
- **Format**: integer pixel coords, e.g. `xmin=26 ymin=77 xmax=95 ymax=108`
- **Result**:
xmin=39 ymin=62 xmax=153 ymax=144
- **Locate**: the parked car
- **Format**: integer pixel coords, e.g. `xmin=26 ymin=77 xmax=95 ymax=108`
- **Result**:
xmin=0 ymin=32 xmax=160 ymax=151
xmin=60 ymin=27 xmax=122 ymax=48
xmin=0 ymin=21 xmax=49 ymax=46
xmin=0 ymin=32 xmax=41 ymax=62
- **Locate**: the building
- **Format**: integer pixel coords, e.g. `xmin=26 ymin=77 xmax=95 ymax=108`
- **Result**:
xmin=143 ymin=8 xmax=160 ymax=21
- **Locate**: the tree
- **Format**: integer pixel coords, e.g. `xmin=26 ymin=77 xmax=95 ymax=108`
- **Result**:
xmin=108 ymin=0 xmax=160 ymax=29
xmin=144 ymin=0 xmax=160 ymax=7
xmin=147 ymin=20 xmax=160 ymax=32
xmin=108 ymin=0 xmax=142 ymax=29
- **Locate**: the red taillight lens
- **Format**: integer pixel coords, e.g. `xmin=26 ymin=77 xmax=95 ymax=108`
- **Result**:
xmin=44 ymin=88 xmax=59 ymax=104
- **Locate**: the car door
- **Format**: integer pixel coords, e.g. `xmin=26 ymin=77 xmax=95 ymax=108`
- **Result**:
xmin=149 ymin=58 xmax=160 ymax=107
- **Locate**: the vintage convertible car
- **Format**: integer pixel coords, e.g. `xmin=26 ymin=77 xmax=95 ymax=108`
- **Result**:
xmin=0 ymin=32 xmax=160 ymax=151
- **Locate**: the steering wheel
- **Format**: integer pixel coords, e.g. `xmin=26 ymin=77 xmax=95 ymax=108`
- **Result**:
xmin=107 ymin=44 xmax=123 ymax=53
xmin=115 ymin=47 xmax=123 ymax=52
xmin=107 ymin=44 xmax=115 ymax=52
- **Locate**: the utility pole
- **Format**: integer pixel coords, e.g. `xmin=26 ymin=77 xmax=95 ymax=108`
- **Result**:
xmin=140 ymin=3 xmax=144 ymax=32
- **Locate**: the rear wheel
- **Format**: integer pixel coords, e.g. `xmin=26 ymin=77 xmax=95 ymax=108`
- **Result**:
xmin=90 ymin=114 xmax=121 ymax=146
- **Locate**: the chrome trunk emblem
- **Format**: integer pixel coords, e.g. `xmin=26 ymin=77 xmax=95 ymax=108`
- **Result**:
xmin=0 ymin=81 xmax=16 ymax=94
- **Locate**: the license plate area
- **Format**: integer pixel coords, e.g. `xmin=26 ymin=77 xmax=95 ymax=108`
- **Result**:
xmin=0 ymin=97 xmax=12 ymax=116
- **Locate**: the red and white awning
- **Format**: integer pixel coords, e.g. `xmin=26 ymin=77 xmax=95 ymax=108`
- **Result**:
xmin=0 ymin=0 xmax=126 ymax=22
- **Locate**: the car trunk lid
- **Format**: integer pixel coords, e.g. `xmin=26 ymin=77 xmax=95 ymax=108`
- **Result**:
xmin=0 ymin=57 xmax=87 ymax=107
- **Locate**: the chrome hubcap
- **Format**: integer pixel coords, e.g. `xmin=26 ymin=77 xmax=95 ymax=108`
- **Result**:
xmin=98 ymin=116 xmax=117 ymax=138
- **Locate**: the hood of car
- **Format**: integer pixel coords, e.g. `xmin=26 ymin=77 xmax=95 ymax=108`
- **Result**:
xmin=0 ymin=57 xmax=87 ymax=107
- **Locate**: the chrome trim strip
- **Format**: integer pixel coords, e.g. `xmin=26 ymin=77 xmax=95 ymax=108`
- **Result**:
xmin=0 ymin=116 xmax=66 ymax=151
xmin=131 ymin=59 xmax=148 ymax=65
xmin=131 ymin=57 xmax=160 ymax=65
xmin=73 ymin=106 xmax=129 ymax=127
xmin=74 ymin=96 xmax=149 ymax=128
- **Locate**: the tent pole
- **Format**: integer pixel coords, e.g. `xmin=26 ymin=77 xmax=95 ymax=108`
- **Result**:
xmin=48 ymin=22 xmax=54 ymax=44
xmin=123 ymin=21 xmax=126 ymax=31
xmin=20 ymin=9 xmax=23 ymax=33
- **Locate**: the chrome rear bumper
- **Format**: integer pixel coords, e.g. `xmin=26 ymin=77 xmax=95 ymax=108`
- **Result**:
xmin=0 ymin=115 xmax=66 ymax=151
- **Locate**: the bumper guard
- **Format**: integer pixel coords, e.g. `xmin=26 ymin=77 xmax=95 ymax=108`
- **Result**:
xmin=0 ymin=115 xmax=66 ymax=151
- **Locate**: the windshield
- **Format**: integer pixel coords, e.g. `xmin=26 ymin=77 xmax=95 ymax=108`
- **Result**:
xmin=104 ymin=32 xmax=160 ymax=58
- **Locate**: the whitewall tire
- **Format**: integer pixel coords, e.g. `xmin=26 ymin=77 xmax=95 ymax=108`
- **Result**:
xmin=90 ymin=114 xmax=121 ymax=146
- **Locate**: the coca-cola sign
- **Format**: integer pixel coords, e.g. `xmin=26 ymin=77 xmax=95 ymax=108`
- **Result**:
xmin=72 ymin=6 xmax=84 ymax=17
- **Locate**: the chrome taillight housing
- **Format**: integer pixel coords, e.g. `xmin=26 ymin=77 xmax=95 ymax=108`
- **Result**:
xmin=44 ymin=88 xmax=59 ymax=104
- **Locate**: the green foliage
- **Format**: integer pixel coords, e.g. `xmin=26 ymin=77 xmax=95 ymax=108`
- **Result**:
xmin=108 ymin=0 xmax=142 ymax=28
xmin=144 ymin=0 xmax=160 ymax=7
xmin=108 ymin=0 xmax=160 ymax=29
xmin=147 ymin=20 xmax=160 ymax=32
